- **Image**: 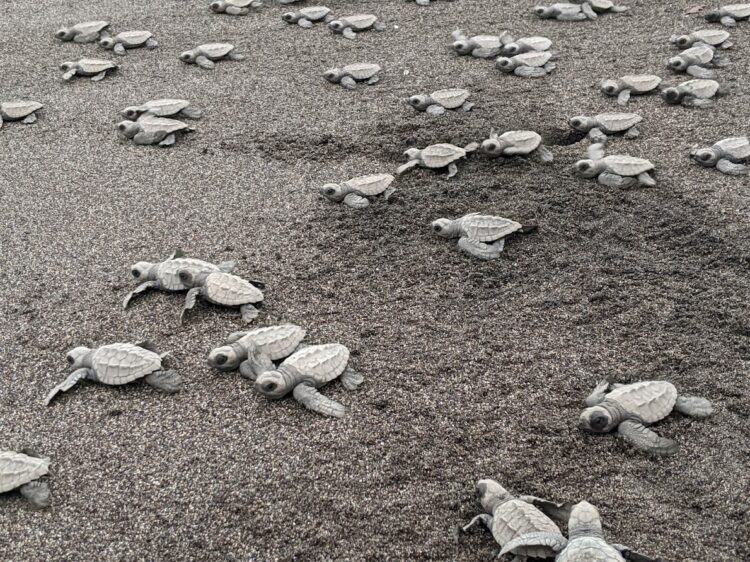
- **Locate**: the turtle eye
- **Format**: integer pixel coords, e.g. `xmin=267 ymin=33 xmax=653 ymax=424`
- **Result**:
xmin=325 ymin=187 xmax=336 ymax=195
xmin=263 ymin=382 xmax=277 ymax=392
xmin=66 ymin=354 xmax=75 ymax=364
xmin=282 ymin=13 xmax=293 ymax=21
xmin=534 ymin=7 xmax=545 ymax=15
xmin=408 ymin=97 xmax=420 ymax=106
xmin=571 ymin=119 xmax=581 ymax=128
xmin=590 ymin=413 xmax=609 ymax=431
xmin=131 ymin=268 xmax=140 ymax=278
xmin=577 ymin=162 xmax=590 ymax=171
xmin=180 ymin=53 xmax=191 ymax=61
xmin=214 ymin=354 xmax=228 ymax=366
xmin=699 ymin=153 xmax=712 ymax=161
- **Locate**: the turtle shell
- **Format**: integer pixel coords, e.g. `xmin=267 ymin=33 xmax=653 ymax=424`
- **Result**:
xmin=497 ymin=130 xmax=542 ymax=154
xmin=679 ymin=44 xmax=715 ymax=64
xmin=237 ymin=324 xmax=306 ymax=361
xmin=715 ymin=136 xmax=750 ymax=159
xmin=342 ymin=63 xmax=380 ymax=80
xmin=620 ymin=75 xmax=662 ymax=92
xmin=492 ymin=500 xmax=563 ymax=558
xmin=420 ymin=143 xmax=466 ymax=168
xmin=0 ymin=101 xmax=43 ymax=120
xmin=281 ymin=343 xmax=349 ymax=386
xmin=513 ymin=50 xmax=552 ymax=67
xmin=459 ymin=214 xmax=522 ymax=242
xmin=587 ymin=0 xmax=615 ymax=9
xmin=689 ymin=29 xmax=730 ymax=46
xmin=606 ymin=381 xmax=677 ymax=423
xmin=156 ymin=257 xmax=220 ymax=291
xmin=74 ymin=21 xmax=109 ymax=35
xmin=723 ymin=3 xmax=750 ymax=17
xmin=515 ymin=36 xmax=552 ymax=52
xmin=679 ymin=79 xmax=720 ymax=98
xmin=77 ymin=59 xmax=118 ymax=74
xmin=557 ymin=538 xmax=625 ymax=562
xmin=227 ymin=0 xmax=256 ymax=6
xmin=595 ymin=113 xmax=642 ymax=132
xmin=135 ymin=99 xmax=191 ymax=118
xmin=0 ymin=452 xmax=49 ymax=494
xmin=90 ymin=343 xmax=162 ymax=385
xmin=300 ymin=6 xmax=331 ymax=19
xmin=341 ymin=14 xmax=378 ymax=30
xmin=137 ymin=116 xmax=191 ymax=135
xmin=470 ymin=35 xmax=504 ymax=50
xmin=601 ymin=155 xmax=654 ymax=176
xmin=344 ymin=173 xmax=394 ymax=195
xmin=204 ymin=272 xmax=264 ymax=306
xmin=430 ymin=88 xmax=470 ymax=109
xmin=115 ymin=30 xmax=153 ymax=47
xmin=198 ymin=43 xmax=235 ymax=59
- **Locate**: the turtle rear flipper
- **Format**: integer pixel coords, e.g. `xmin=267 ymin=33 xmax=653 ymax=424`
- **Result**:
xmin=123 ymin=280 xmax=160 ymax=308
xmin=716 ymin=158 xmax=748 ymax=176
xmin=45 ymin=368 xmax=92 ymax=405
xmin=340 ymin=367 xmax=363 ymax=390
xmin=534 ymin=145 xmax=554 ymax=163
xmin=20 ymin=481 xmax=51 ymax=508
xmin=623 ymin=127 xmax=640 ymax=139
xmin=617 ymin=419 xmax=678 ymax=455
xmin=426 ymin=105 xmax=446 ymax=116
xmin=499 ymin=531 xmax=568 ymax=557
xmin=146 ymin=38 xmax=158 ymax=49
xmin=158 ymin=133 xmax=176 ymax=147
xmin=90 ymin=71 xmax=107 ymax=82
xmin=293 ymin=382 xmax=346 ymax=418
xmin=458 ymin=237 xmax=504 ymax=260
xmin=674 ymin=395 xmax=713 ymax=417
xmin=637 ymin=172 xmax=656 ymax=187
xmin=144 ymin=370 xmax=182 ymax=393
xmin=228 ymin=52 xmax=245 ymax=61
xmin=343 ymin=193 xmax=370 ymax=209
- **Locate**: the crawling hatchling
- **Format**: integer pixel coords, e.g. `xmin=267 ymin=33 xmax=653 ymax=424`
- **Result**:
xmin=580 ymin=380 xmax=712 ymax=455
xmin=534 ymin=3 xmax=589 ymax=21
xmin=502 ymin=36 xmax=553 ymax=55
xmin=210 ymin=0 xmax=263 ymax=15
xmin=480 ymin=129 xmax=554 ymax=163
xmin=451 ymin=29 xmax=513 ymax=58
xmin=397 ymin=142 xmax=479 ymax=178
xmin=406 ymin=88 xmax=473 ymax=115
xmin=320 ymin=173 xmax=395 ymax=208
xmin=570 ymin=0 xmax=628 ymax=18
xmin=690 ymin=136 xmax=749 ymax=175
xmin=432 ymin=213 xmax=537 ymax=260
xmin=667 ymin=44 xmax=726 ymax=79
xmin=282 ymin=6 xmax=333 ymax=27
xmin=121 ymin=99 xmax=202 ymax=120
xmin=600 ymin=74 xmax=662 ymax=105
xmin=410 ymin=0 xmax=455 ymax=4
xmin=0 ymin=101 xmax=43 ymax=128
xmin=574 ymin=143 xmax=656 ymax=188
xmin=179 ymin=43 xmax=245 ymax=69
xmin=662 ymin=78 xmax=726 ymax=108
xmin=253 ymin=343 xmax=363 ymax=418
xmin=117 ymin=115 xmax=194 ymax=147
xmin=99 ymin=31 xmax=158 ymax=55
xmin=60 ymin=59 xmax=118 ymax=81
xmin=0 ymin=451 xmax=51 ymax=508
xmin=178 ymin=270 xmax=264 ymax=324
xmin=705 ymin=3 xmax=750 ymax=26
xmin=496 ymin=51 xmax=556 ymax=77
xmin=324 ymin=63 xmax=381 ymax=89
xmin=670 ymin=28 xmax=732 ymax=49
xmin=45 ymin=342 xmax=182 ymax=405
xmin=568 ymin=112 xmax=642 ymax=143
xmin=328 ymin=14 xmax=385 ymax=39
xmin=56 ymin=20 xmax=109 ymax=43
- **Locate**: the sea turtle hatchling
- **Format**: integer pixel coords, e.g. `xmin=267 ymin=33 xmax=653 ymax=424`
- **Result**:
xmin=502 ymin=36 xmax=553 ymax=55
xmin=662 ymin=78 xmax=726 ymax=108
xmin=570 ymin=0 xmax=628 ymax=18
xmin=534 ymin=3 xmax=589 ymax=21
xmin=574 ymin=143 xmax=656 ymax=188
xmin=690 ymin=136 xmax=749 ymax=175
xmin=179 ymin=43 xmax=245 ymax=69
xmin=208 ymin=324 xmax=307 ymax=379
xmin=667 ymin=44 xmax=726 ymax=79
xmin=600 ymin=74 xmax=662 ymax=106
xmin=178 ymin=270 xmax=264 ymax=324
xmin=451 ymin=29 xmax=513 ymax=58
xmin=496 ymin=51 xmax=556 ymax=77
xmin=406 ymin=88 xmax=473 ymax=115
xmin=0 ymin=101 xmax=43 ymax=128
xmin=55 ymin=20 xmax=109 ymax=43
xmin=282 ymin=6 xmax=333 ymax=27
xmin=479 ymin=129 xmax=554 ymax=163
xmin=432 ymin=213 xmax=537 ymax=260
xmin=670 ymin=28 xmax=733 ymax=49
xmin=579 ymin=380 xmax=713 ymax=455
xmin=568 ymin=112 xmax=643 ymax=143
xmin=0 ymin=451 xmax=51 ymax=508
xmin=253 ymin=343 xmax=363 ymax=418
xmin=705 ymin=3 xmax=750 ymax=26
xmin=324 ymin=63 xmax=381 ymax=89
xmin=45 ymin=342 xmax=182 ymax=405
xmin=99 ymin=31 xmax=158 ymax=55
xmin=320 ymin=173 xmax=395 ymax=209
xmin=60 ymin=59 xmax=118 ymax=81
xmin=328 ymin=14 xmax=385 ymax=39
xmin=117 ymin=116 xmax=194 ymax=147
xmin=121 ymin=99 xmax=202 ymax=120
xmin=397 ymin=142 xmax=479 ymax=178
xmin=209 ymin=0 xmax=263 ymax=15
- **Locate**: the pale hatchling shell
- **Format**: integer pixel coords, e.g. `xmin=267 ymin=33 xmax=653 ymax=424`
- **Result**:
xmin=156 ymin=258 xmax=220 ymax=291
xmin=281 ymin=343 xmax=349 ymax=385
xmin=607 ymin=381 xmax=677 ymax=423
xmin=461 ymin=214 xmax=522 ymax=242
xmin=497 ymin=130 xmax=542 ymax=154
xmin=679 ymin=79 xmax=720 ymax=98
xmin=226 ymin=0 xmax=257 ymax=6
xmin=0 ymin=452 xmax=50 ymax=494
xmin=601 ymin=155 xmax=654 ymax=176
xmin=91 ymin=343 xmax=162 ymax=385
xmin=114 ymin=30 xmax=153 ymax=46
xmin=621 ymin=75 xmax=662 ymax=92
xmin=300 ymin=6 xmax=331 ymax=19
xmin=723 ymin=4 xmax=750 ymax=17
xmin=137 ymin=115 xmax=191 ymax=134
xmin=131 ymin=99 xmax=191 ymax=118
xmin=204 ymin=272 xmax=263 ymax=305
xmin=421 ymin=144 xmax=466 ymax=168
xmin=237 ymin=325 xmax=306 ymax=361
xmin=71 ymin=21 xmax=109 ymax=35
xmin=715 ymin=136 xmax=750 ymax=158
xmin=344 ymin=173 xmax=394 ymax=195
xmin=492 ymin=500 xmax=563 ymax=558
xmin=689 ymin=29 xmax=731 ymax=46
xmin=342 ymin=63 xmax=380 ymax=80
xmin=199 ymin=43 xmax=235 ymax=58
xmin=513 ymin=51 xmax=552 ymax=67
xmin=430 ymin=88 xmax=470 ymax=108
xmin=595 ymin=113 xmax=642 ymax=132
xmin=558 ymin=538 xmax=625 ymax=562
xmin=341 ymin=14 xmax=378 ymax=29
xmin=514 ymin=36 xmax=552 ymax=51
xmin=470 ymin=35 xmax=505 ymax=50
xmin=679 ymin=44 xmax=715 ymax=64
xmin=77 ymin=59 xmax=118 ymax=73
xmin=1 ymin=101 xmax=43 ymax=120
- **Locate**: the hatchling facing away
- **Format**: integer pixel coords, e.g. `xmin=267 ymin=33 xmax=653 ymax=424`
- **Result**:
xmin=667 ymin=44 xmax=726 ymax=79
xmin=568 ymin=112 xmax=643 ymax=143
xmin=690 ymin=136 xmax=749 ymax=175
xmin=283 ymin=6 xmax=333 ymax=27
xmin=99 ymin=31 xmax=158 ymax=55
xmin=123 ymin=250 xmax=237 ymax=309
xmin=0 ymin=101 xmax=43 ymax=128
xmin=328 ymin=14 xmax=385 ymax=39
xmin=479 ymin=129 xmax=554 ymax=163
xmin=56 ymin=20 xmax=109 ymax=43
xmin=496 ymin=51 xmax=556 ymax=77
xmin=662 ymin=79 xmax=726 ymax=108
xmin=574 ymin=143 xmax=656 ymax=188
xmin=0 ymin=451 xmax=50 ymax=508
xmin=210 ymin=0 xmax=263 ymax=15
xmin=432 ymin=213 xmax=537 ymax=260
xmin=60 ymin=59 xmax=118 ymax=81
xmin=324 ymin=63 xmax=381 ymax=89
xmin=580 ymin=380 xmax=713 ymax=455
xmin=451 ymin=29 xmax=513 ymax=58
xmin=253 ymin=343 xmax=362 ymax=418
xmin=406 ymin=88 xmax=473 ymax=115
xmin=534 ymin=3 xmax=589 ymax=21
xmin=570 ymin=0 xmax=628 ymax=18
xmin=320 ymin=173 xmax=395 ymax=209
xmin=670 ymin=28 xmax=733 ymax=49
xmin=121 ymin=99 xmax=202 ymax=120
xmin=705 ymin=3 xmax=750 ymax=26
xmin=600 ymin=74 xmax=662 ymax=106
xmin=117 ymin=116 xmax=194 ymax=147
xmin=397 ymin=142 xmax=479 ymax=178
xmin=502 ymin=35 xmax=553 ymax=55
xmin=179 ymin=43 xmax=245 ymax=69
xmin=178 ymin=270 xmax=264 ymax=324
xmin=208 ymin=324 xmax=307 ymax=379
xmin=45 ymin=342 xmax=182 ymax=405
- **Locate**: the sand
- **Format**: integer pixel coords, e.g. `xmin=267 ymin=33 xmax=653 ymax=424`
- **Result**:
xmin=0 ymin=0 xmax=748 ymax=560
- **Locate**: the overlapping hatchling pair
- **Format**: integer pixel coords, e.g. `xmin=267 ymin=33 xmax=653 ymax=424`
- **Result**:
xmin=397 ymin=142 xmax=479 ymax=178
xmin=568 ymin=113 xmax=642 ymax=143
xmin=670 ymin=28 xmax=733 ymax=49
xmin=99 ymin=31 xmax=158 ymax=55
xmin=496 ymin=51 xmax=556 ymax=77
xmin=56 ymin=20 xmax=109 ymax=43
xmin=534 ymin=3 xmax=589 ymax=21
xmin=0 ymin=101 xmax=43 ymax=128
xmin=210 ymin=0 xmax=263 ymax=15
xmin=705 ymin=3 xmax=750 ymax=26
xmin=600 ymin=75 xmax=662 ymax=106
xmin=45 ymin=342 xmax=182 ymax=405
xmin=328 ymin=14 xmax=385 ymax=39
xmin=253 ymin=343 xmax=363 ymax=418
xmin=574 ymin=143 xmax=656 ymax=188
xmin=0 ymin=451 xmax=51 ymax=508
xmin=324 ymin=63 xmax=381 ymax=89
xmin=178 ymin=269 xmax=264 ymax=324
xmin=283 ymin=6 xmax=333 ymax=27
xmin=179 ymin=43 xmax=244 ymax=69
xmin=569 ymin=0 xmax=628 ymax=18
xmin=662 ymin=79 xmax=726 ymax=108
xmin=320 ymin=173 xmax=395 ymax=208
xmin=479 ymin=129 xmax=554 ymax=163
xmin=121 ymin=99 xmax=203 ymax=121
xmin=208 ymin=324 xmax=306 ymax=379
xmin=118 ymin=115 xmax=194 ymax=147
xmin=406 ymin=89 xmax=473 ymax=115
xmin=432 ymin=213 xmax=537 ymax=260
xmin=667 ymin=44 xmax=727 ymax=79
xmin=579 ymin=380 xmax=713 ymax=455
xmin=451 ymin=29 xmax=513 ymax=58
xmin=690 ymin=136 xmax=749 ymax=175
xmin=60 ymin=59 xmax=118 ymax=81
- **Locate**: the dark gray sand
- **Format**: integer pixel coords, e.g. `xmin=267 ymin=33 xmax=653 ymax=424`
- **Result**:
xmin=1 ymin=0 xmax=749 ymax=560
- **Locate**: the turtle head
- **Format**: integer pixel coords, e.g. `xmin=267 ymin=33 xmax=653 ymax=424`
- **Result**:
xmin=480 ymin=135 xmax=509 ymax=157
xmin=662 ymin=86 xmax=683 ymax=104
xmin=130 ymin=261 xmax=157 ymax=281
xmin=476 ymin=479 xmax=512 ymax=513
xmin=282 ymin=11 xmax=299 ymax=23
xmin=568 ymin=116 xmax=594 ymax=132
xmin=55 ymin=27 xmax=73 ymax=40
xmin=574 ymin=159 xmax=601 ymax=178
xmin=690 ymin=146 xmax=719 ymax=167
xmin=568 ymin=501 xmax=604 ymax=540
xmin=502 ymin=42 xmax=520 ymax=56
xmin=704 ymin=10 xmax=721 ymax=22
xmin=667 ymin=55 xmax=688 ymax=72
xmin=179 ymin=50 xmax=196 ymax=63
xmin=328 ymin=20 xmax=345 ymax=33
xmin=254 ymin=370 xmax=293 ymax=399
xmin=403 ymin=147 xmax=421 ymax=161
xmin=60 ymin=61 xmax=75 ymax=72
xmin=452 ymin=38 xmax=473 ymax=55
xmin=99 ymin=36 xmax=115 ymax=49
xmin=207 ymin=343 xmax=246 ymax=371
xmin=671 ymin=34 xmax=691 ymax=48
xmin=319 ymin=183 xmax=345 ymax=202
xmin=600 ymin=79 xmax=620 ymax=96
xmin=533 ymin=6 xmax=552 ymax=18
xmin=494 ymin=57 xmax=515 ymax=73
xmin=579 ymin=405 xmax=617 ymax=433
xmin=431 ymin=218 xmax=457 ymax=238
xmin=66 ymin=346 xmax=92 ymax=369
xmin=407 ymin=95 xmax=431 ymax=111
xmin=323 ymin=68 xmax=342 ymax=83
xmin=209 ymin=1 xmax=226 ymax=12
xmin=117 ymin=120 xmax=140 ymax=139
xmin=121 ymin=106 xmax=140 ymax=120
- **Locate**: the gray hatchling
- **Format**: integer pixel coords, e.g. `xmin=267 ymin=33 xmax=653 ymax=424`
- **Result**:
xmin=123 ymin=250 xmax=237 ymax=309
xmin=451 ymin=29 xmax=513 ymax=58
xmin=320 ymin=173 xmax=395 ymax=209
xmin=56 ymin=20 xmax=109 ymax=43
xmin=574 ymin=143 xmax=656 ymax=188
xmin=283 ymin=6 xmax=333 ymax=27
xmin=580 ymin=380 xmax=712 ymax=455
xmin=662 ymin=79 xmax=726 ymax=108
xmin=570 ymin=0 xmax=628 ymax=18
xmin=410 ymin=0 xmax=455 ymax=4
xmin=397 ymin=142 xmax=479 ymax=178
xmin=432 ymin=213 xmax=537 ymax=260
xmin=324 ymin=63 xmax=381 ymax=89
xmin=406 ymin=88 xmax=473 ymax=115
xmin=496 ymin=51 xmax=556 ymax=77
xmin=690 ymin=136 xmax=749 ymax=175
xmin=568 ymin=112 xmax=643 ymax=143
xmin=502 ymin=36 xmax=553 ymax=55
xmin=117 ymin=116 xmax=194 ymax=147
xmin=60 ymin=59 xmax=118 ymax=81
xmin=0 ymin=451 xmax=50 ymax=508
xmin=534 ymin=3 xmax=589 ymax=21
xmin=480 ymin=129 xmax=554 ymax=163
xmin=45 ymin=342 xmax=182 ymax=405
xmin=462 ymin=480 xmax=568 ymax=558
xmin=121 ymin=99 xmax=202 ymax=120
xmin=99 ymin=31 xmax=158 ymax=55
xmin=670 ymin=28 xmax=732 ymax=49
xmin=253 ymin=343 xmax=362 ymax=418
xmin=705 ymin=3 xmax=750 ymax=26
xmin=0 ymin=101 xmax=43 ymax=128
xmin=667 ymin=44 xmax=726 ymax=79
xmin=210 ymin=0 xmax=263 ymax=15
xmin=557 ymin=501 xmax=641 ymax=562
xmin=328 ymin=14 xmax=385 ymax=39
xmin=179 ymin=43 xmax=245 ymax=69
xmin=600 ymin=74 xmax=662 ymax=105
xmin=178 ymin=270 xmax=264 ymax=324
xmin=208 ymin=324 xmax=307 ymax=379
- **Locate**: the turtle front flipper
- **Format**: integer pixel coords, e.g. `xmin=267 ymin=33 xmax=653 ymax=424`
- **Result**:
xmin=623 ymin=127 xmax=640 ymax=139
xmin=617 ymin=89 xmax=631 ymax=106
xmin=180 ymin=287 xmax=202 ymax=324
xmin=458 ymin=237 xmax=505 ymax=260
xmin=585 ymin=380 xmax=610 ymax=406
xmin=217 ymin=261 xmax=236 ymax=273
xmin=225 ymin=331 xmax=248 ymax=344
xmin=581 ymin=2 xmax=598 ymax=19
xmin=146 ymin=38 xmax=158 ymax=49
xmin=19 ymin=481 xmax=51 ymax=508
xmin=45 ymin=368 xmax=93 ymax=405
xmin=588 ymin=127 xmax=608 ymax=144
xmin=158 ymin=133 xmax=177 ymax=147
xmin=461 ymin=513 xmax=492 ymax=533
xmin=343 ymin=28 xmax=357 ymax=40
xmin=598 ymin=172 xmax=637 ymax=189
xmin=292 ymin=382 xmax=346 ymax=417
xmin=426 ymin=104 xmax=446 ymax=116
xmin=195 ymin=56 xmax=215 ymax=69
xmin=716 ymin=158 xmax=748 ymax=176
xmin=518 ymin=495 xmax=574 ymax=522
xmin=683 ymin=96 xmax=714 ymax=109
xmin=144 ymin=370 xmax=182 ymax=393
xmin=245 ymin=347 xmax=275 ymax=379
xmin=340 ymin=76 xmax=357 ymax=89
xmin=340 ymin=367 xmax=363 ymax=390
xmin=226 ymin=6 xmax=249 ymax=15
xmin=499 ymin=532 xmax=568 ymax=558
xmin=240 ymin=304 xmax=260 ymax=323
xmin=396 ymin=159 xmax=419 ymax=174
xmin=674 ymin=395 xmax=713 ymax=417
xmin=62 ymin=69 xmax=77 ymax=81
xmin=534 ymin=145 xmax=554 ymax=163
xmin=123 ymin=280 xmax=160 ymax=309
xmin=447 ymin=162 xmax=458 ymax=178
xmin=617 ymin=419 xmax=678 ymax=456
xmin=298 ymin=18 xmax=313 ymax=28
xmin=343 ymin=193 xmax=370 ymax=209
xmin=228 ymin=52 xmax=245 ymax=61
xmin=114 ymin=43 xmax=127 ymax=56
xmin=514 ymin=66 xmax=547 ymax=78
xmin=133 ymin=130 xmax=159 ymax=145
xmin=637 ymin=172 xmax=656 ymax=187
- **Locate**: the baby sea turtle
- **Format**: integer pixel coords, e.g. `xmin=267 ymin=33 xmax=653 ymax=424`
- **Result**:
xmin=451 ymin=29 xmax=513 ymax=58
xmin=462 ymin=480 xmax=568 ymax=558
xmin=328 ymin=14 xmax=385 ymax=39
xmin=45 ymin=342 xmax=182 ymax=405
xmin=568 ymin=112 xmax=643 ymax=143
xmin=690 ymin=136 xmax=749 ymax=175
xmin=121 ymin=99 xmax=202 ymax=120
xmin=0 ymin=451 xmax=50 ymax=508
xmin=705 ymin=3 xmax=750 ymax=26
xmin=253 ymin=343 xmax=362 ymax=418
xmin=667 ymin=44 xmax=726 ymax=79
xmin=179 ymin=43 xmax=245 ymax=69
xmin=406 ymin=88 xmax=473 ymax=115
xmin=397 ymin=142 xmax=479 ymax=178
xmin=117 ymin=116 xmax=194 ymax=147
xmin=123 ymin=250 xmax=237 ymax=309
xmin=580 ymin=380 xmax=712 ymax=455
xmin=557 ymin=502 xmax=641 ymax=562
xmin=479 ymin=129 xmax=554 ymax=163
xmin=534 ymin=3 xmax=589 ymax=21
xmin=208 ymin=324 xmax=307 ymax=379
xmin=662 ymin=78 xmax=726 ymax=108
xmin=496 ymin=51 xmax=556 ymax=77
xmin=574 ymin=143 xmax=656 ymax=188
xmin=324 ymin=63 xmax=381 ymax=89
xmin=99 ymin=31 xmax=158 ymax=55
xmin=502 ymin=36 xmax=553 ymax=55
xmin=571 ymin=0 xmax=628 ymax=18
xmin=432 ymin=213 xmax=537 ymax=260
xmin=0 ymin=101 xmax=43 ymax=128
xmin=210 ymin=0 xmax=263 ymax=15
xmin=320 ymin=173 xmax=395 ymax=208
xmin=670 ymin=28 xmax=732 ymax=49
xmin=283 ymin=6 xmax=333 ymax=27
xmin=600 ymin=74 xmax=662 ymax=106
xmin=178 ymin=270 xmax=264 ymax=324
xmin=56 ymin=21 xmax=109 ymax=43
xmin=60 ymin=59 xmax=118 ymax=81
